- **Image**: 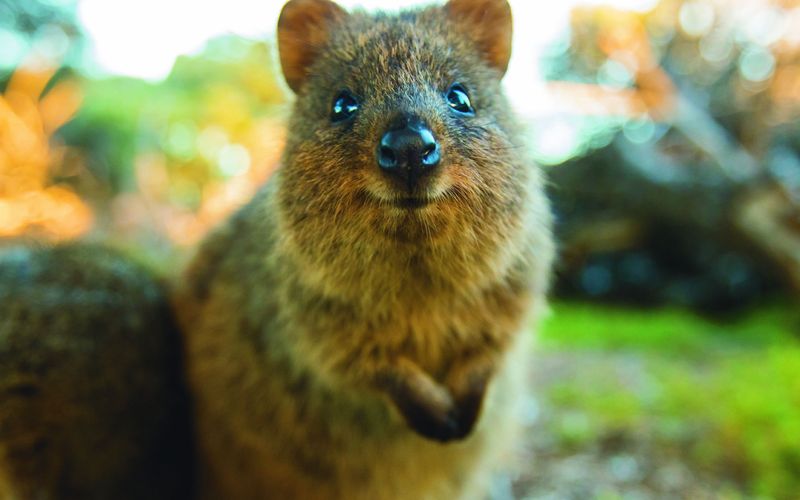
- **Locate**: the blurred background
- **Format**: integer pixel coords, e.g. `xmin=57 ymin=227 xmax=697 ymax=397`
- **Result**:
xmin=1 ymin=0 xmax=799 ymax=497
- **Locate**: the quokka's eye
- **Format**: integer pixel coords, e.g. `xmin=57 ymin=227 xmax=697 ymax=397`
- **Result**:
xmin=446 ymin=83 xmax=475 ymax=116
xmin=331 ymin=90 xmax=359 ymax=123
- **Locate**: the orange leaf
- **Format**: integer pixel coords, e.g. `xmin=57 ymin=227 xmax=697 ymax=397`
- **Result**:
xmin=39 ymin=81 xmax=83 ymax=133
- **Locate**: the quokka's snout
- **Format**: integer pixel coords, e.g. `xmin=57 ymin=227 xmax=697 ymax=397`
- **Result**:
xmin=376 ymin=114 xmax=441 ymax=192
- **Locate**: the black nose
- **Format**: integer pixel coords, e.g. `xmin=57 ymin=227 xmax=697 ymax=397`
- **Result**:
xmin=377 ymin=116 xmax=440 ymax=188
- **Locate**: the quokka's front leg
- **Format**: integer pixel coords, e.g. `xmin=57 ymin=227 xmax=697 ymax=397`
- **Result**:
xmin=372 ymin=357 xmax=462 ymax=442
xmin=444 ymin=352 xmax=498 ymax=440
xmin=368 ymin=353 xmax=496 ymax=443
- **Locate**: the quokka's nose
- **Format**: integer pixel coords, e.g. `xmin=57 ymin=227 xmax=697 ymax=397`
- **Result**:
xmin=377 ymin=116 xmax=440 ymax=188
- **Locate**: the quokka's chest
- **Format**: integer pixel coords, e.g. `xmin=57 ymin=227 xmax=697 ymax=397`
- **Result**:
xmin=281 ymin=284 xmax=532 ymax=373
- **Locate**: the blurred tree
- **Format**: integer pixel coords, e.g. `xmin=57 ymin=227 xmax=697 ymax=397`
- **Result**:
xmin=544 ymin=0 xmax=800 ymax=311
xmin=58 ymin=35 xmax=287 ymax=255
xmin=0 ymin=0 xmax=85 ymax=87
xmin=0 ymin=60 xmax=92 ymax=241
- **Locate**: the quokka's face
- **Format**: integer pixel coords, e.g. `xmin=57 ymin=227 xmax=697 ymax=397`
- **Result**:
xmin=277 ymin=0 xmax=527 ymax=234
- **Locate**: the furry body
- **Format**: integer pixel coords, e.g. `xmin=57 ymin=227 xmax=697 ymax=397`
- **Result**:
xmin=0 ymin=245 xmax=193 ymax=500
xmin=176 ymin=1 xmax=554 ymax=498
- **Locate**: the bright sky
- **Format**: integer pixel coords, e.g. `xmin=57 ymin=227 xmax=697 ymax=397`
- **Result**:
xmin=77 ymin=0 xmax=658 ymax=83
xmin=76 ymin=0 xmax=659 ymax=163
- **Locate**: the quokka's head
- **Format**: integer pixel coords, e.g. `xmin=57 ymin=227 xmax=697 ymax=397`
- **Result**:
xmin=276 ymin=0 xmax=531 ymax=245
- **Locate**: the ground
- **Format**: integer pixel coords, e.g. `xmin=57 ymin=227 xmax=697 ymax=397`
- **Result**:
xmin=504 ymin=302 xmax=800 ymax=500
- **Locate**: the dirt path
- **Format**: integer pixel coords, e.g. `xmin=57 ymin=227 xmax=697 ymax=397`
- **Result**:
xmin=501 ymin=352 xmax=742 ymax=500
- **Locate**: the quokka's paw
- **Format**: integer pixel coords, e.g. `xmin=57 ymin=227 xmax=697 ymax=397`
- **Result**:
xmin=446 ymin=357 xmax=495 ymax=439
xmin=378 ymin=359 xmax=463 ymax=442
xmin=390 ymin=379 xmax=461 ymax=442
xmin=377 ymin=356 xmax=494 ymax=442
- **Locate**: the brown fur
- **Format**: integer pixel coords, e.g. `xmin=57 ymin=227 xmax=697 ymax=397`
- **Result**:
xmin=0 ymin=244 xmax=194 ymax=500
xmin=175 ymin=0 xmax=554 ymax=498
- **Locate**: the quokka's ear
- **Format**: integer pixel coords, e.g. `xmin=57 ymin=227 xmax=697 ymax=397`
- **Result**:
xmin=278 ymin=0 xmax=348 ymax=93
xmin=445 ymin=0 xmax=513 ymax=76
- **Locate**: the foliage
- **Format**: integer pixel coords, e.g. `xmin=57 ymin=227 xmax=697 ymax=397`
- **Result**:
xmin=0 ymin=0 xmax=85 ymax=86
xmin=540 ymin=302 xmax=796 ymax=353
xmin=58 ymin=36 xmax=287 ymax=252
xmin=0 ymin=62 xmax=91 ymax=240
xmin=545 ymin=0 xmax=800 ymax=311
xmin=539 ymin=0 xmax=800 ymax=165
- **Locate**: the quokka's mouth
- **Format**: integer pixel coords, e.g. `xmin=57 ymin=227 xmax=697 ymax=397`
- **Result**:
xmin=357 ymin=187 xmax=444 ymax=211
xmin=391 ymin=197 xmax=434 ymax=209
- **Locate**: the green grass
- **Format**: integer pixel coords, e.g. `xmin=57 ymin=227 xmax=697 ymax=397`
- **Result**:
xmin=538 ymin=301 xmax=800 ymax=499
xmin=540 ymin=302 xmax=798 ymax=354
